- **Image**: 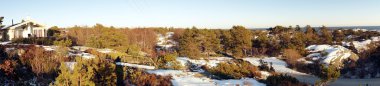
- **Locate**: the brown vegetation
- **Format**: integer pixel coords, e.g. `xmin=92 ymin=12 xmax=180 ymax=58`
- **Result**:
xmin=125 ymin=68 xmax=172 ymax=86
xmin=282 ymin=49 xmax=302 ymax=69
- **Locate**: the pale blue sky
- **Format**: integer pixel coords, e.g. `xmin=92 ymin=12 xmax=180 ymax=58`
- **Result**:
xmin=1 ymin=0 xmax=379 ymax=28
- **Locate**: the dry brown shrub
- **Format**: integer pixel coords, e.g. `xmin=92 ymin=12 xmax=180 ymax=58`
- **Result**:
xmin=0 ymin=60 xmax=18 ymax=76
xmin=127 ymin=69 xmax=172 ymax=86
xmin=21 ymin=46 xmax=63 ymax=76
xmin=282 ymin=49 xmax=302 ymax=68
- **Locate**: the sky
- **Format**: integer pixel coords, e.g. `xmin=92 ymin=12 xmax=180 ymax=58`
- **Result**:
xmin=1 ymin=0 xmax=380 ymax=28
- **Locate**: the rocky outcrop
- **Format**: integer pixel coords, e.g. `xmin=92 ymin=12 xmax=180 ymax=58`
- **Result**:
xmin=306 ymin=45 xmax=359 ymax=68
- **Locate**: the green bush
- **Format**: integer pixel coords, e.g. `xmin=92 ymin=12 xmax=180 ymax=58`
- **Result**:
xmin=316 ymin=65 xmax=340 ymax=85
xmin=156 ymin=53 xmax=183 ymax=70
xmin=53 ymin=39 xmax=72 ymax=47
xmin=206 ymin=60 xmax=261 ymax=79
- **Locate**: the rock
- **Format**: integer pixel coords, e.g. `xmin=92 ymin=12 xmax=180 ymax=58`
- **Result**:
xmin=306 ymin=45 xmax=359 ymax=68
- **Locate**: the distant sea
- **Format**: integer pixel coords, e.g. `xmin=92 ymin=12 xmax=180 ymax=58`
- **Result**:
xmin=252 ymin=26 xmax=380 ymax=31
xmin=328 ymin=26 xmax=380 ymax=31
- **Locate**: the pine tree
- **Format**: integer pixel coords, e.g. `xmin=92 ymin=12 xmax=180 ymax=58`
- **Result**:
xmin=85 ymin=24 xmax=129 ymax=51
xmin=0 ymin=16 xmax=3 ymax=27
xmin=54 ymin=63 xmax=72 ymax=86
xmin=295 ymin=25 xmax=302 ymax=32
xmin=210 ymin=31 xmax=222 ymax=52
xmin=71 ymin=58 xmax=95 ymax=86
xmin=201 ymin=30 xmax=222 ymax=57
xmin=280 ymin=33 xmax=294 ymax=49
xmin=54 ymin=58 xmax=95 ymax=86
xmin=291 ymin=32 xmax=306 ymax=55
xmin=92 ymin=57 xmax=117 ymax=86
xmin=305 ymin=25 xmax=316 ymax=34
xmin=199 ymin=29 xmax=210 ymax=54
xmin=320 ymin=26 xmax=333 ymax=44
xmin=230 ymin=26 xmax=253 ymax=58
xmin=268 ymin=35 xmax=282 ymax=56
xmin=270 ymin=26 xmax=286 ymax=34
xmin=220 ymin=30 xmax=233 ymax=53
xmin=178 ymin=28 xmax=202 ymax=59
xmin=333 ymin=29 xmax=345 ymax=44
xmin=252 ymin=31 xmax=270 ymax=55
xmin=304 ymin=25 xmax=319 ymax=45
xmin=317 ymin=65 xmax=340 ymax=85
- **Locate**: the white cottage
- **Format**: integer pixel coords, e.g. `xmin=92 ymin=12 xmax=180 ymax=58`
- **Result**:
xmin=0 ymin=18 xmax=48 ymax=41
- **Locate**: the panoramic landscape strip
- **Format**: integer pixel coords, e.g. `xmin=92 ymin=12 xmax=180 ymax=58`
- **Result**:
xmin=1 ymin=0 xmax=380 ymax=86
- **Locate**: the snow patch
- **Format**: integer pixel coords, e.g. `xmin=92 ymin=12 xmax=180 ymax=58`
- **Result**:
xmin=215 ymin=78 xmax=266 ymax=86
xmin=97 ymin=48 xmax=113 ymax=53
xmin=0 ymin=41 xmax=11 ymax=45
xmin=176 ymin=57 xmax=232 ymax=67
xmin=147 ymin=69 xmax=265 ymax=86
xmin=306 ymin=45 xmax=358 ymax=66
xmin=64 ymin=62 xmax=76 ymax=71
xmin=243 ymin=57 xmax=307 ymax=75
xmin=116 ymin=62 xmax=155 ymax=69
xmin=42 ymin=46 xmax=57 ymax=51
xmin=147 ymin=69 xmax=215 ymax=86
xmin=343 ymin=36 xmax=380 ymax=52
xmin=157 ymin=32 xmax=177 ymax=49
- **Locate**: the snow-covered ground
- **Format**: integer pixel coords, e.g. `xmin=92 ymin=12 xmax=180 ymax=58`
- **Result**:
xmin=0 ymin=41 xmax=11 ymax=45
xmin=147 ymin=70 xmax=214 ymax=86
xmin=72 ymin=46 xmax=91 ymax=51
xmin=142 ymin=57 xmax=267 ymax=86
xmin=72 ymin=46 xmax=115 ymax=53
xmin=352 ymin=36 xmax=380 ymax=52
xmin=68 ymin=46 xmax=120 ymax=59
xmin=243 ymin=57 xmax=307 ymax=75
xmin=215 ymin=78 xmax=266 ymax=86
xmin=342 ymin=36 xmax=380 ymax=52
xmin=157 ymin=32 xmax=177 ymax=49
xmin=175 ymin=56 xmax=320 ymax=85
xmin=176 ymin=57 xmax=232 ymax=68
xmin=64 ymin=62 xmax=76 ymax=71
xmin=243 ymin=57 xmax=319 ymax=84
xmin=97 ymin=48 xmax=113 ymax=53
xmin=80 ymin=53 xmax=95 ymax=59
xmin=306 ymin=45 xmax=358 ymax=66
xmin=68 ymin=51 xmax=96 ymax=59
xmin=41 ymin=45 xmax=57 ymax=51
xmin=147 ymin=69 xmax=266 ymax=86
xmin=116 ymin=62 xmax=155 ymax=69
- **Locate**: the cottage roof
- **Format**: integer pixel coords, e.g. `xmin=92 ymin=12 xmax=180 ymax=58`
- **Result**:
xmin=1 ymin=18 xmax=45 ymax=30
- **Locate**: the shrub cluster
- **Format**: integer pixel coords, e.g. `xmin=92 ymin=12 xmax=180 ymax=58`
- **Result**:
xmin=125 ymin=68 xmax=172 ymax=86
xmin=0 ymin=45 xmax=66 ymax=85
xmin=258 ymin=59 xmax=275 ymax=72
xmin=205 ymin=60 xmax=261 ymax=79
xmin=156 ymin=53 xmax=183 ymax=70
xmin=316 ymin=65 xmax=340 ymax=85
xmin=12 ymin=37 xmax=54 ymax=45
xmin=265 ymin=74 xmax=307 ymax=86
xmin=282 ymin=49 xmax=303 ymax=69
